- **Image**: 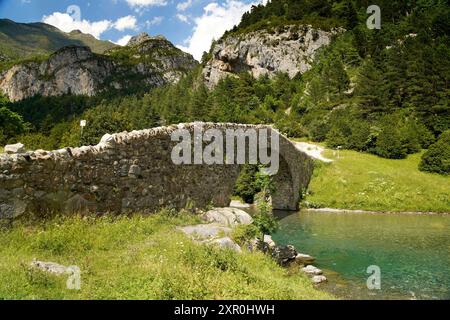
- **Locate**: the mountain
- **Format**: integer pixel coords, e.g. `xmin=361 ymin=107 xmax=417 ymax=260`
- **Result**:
xmin=203 ymin=24 xmax=343 ymax=88
xmin=0 ymin=32 xmax=198 ymax=101
xmin=0 ymin=19 xmax=116 ymax=63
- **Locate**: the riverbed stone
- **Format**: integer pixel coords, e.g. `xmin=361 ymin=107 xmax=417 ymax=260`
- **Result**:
xmin=295 ymin=253 xmax=315 ymax=265
xmin=301 ymin=265 xmax=323 ymax=275
xmin=312 ymin=275 xmax=327 ymax=284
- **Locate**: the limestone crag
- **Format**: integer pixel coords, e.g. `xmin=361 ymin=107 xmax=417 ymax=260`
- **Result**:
xmin=203 ymin=25 xmax=343 ymax=88
xmin=0 ymin=33 xmax=198 ymax=101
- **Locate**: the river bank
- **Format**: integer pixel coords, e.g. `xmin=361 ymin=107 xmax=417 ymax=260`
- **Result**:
xmin=300 ymin=145 xmax=449 ymax=213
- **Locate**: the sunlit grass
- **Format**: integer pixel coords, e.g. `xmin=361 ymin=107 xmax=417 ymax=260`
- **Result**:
xmin=0 ymin=212 xmax=332 ymax=300
xmin=305 ymin=150 xmax=450 ymax=213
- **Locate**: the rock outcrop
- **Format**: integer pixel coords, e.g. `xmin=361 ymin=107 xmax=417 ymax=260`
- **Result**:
xmin=203 ymin=25 xmax=343 ymax=88
xmin=0 ymin=33 xmax=197 ymax=101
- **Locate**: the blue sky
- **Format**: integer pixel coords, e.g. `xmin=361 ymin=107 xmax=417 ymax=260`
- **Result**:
xmin=0 ymin=0 xmax=265 ymax=60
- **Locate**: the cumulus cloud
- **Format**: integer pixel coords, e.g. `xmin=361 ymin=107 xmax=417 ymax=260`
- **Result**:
xmin=176 ymin=0 xmax=193 ymax=11
xmin=114 ymin=35 xmax=133 ymax=46
xmin=114 ymin=15 xmax=138 ymax=31
xmin=125 ymin=0 xmax=167 ymax=8
xmin=42 ymin=12 xmax=112 ymax=39
xmin=145 ymin=16 xmax=164 ymax=27
xmin=177 ymin=0 xmax=264 ymax=61
xmin=176 ymin=14 xmax=190 ymax=24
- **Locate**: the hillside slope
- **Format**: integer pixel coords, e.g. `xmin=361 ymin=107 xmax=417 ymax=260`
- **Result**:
xmin=0 ymin=19 xmax=116 ymax=62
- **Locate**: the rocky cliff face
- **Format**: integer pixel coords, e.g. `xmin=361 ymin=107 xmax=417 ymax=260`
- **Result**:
xmin=0 ymin=33 xmax=197 ymax=102
xmin=203 ymin=25 xmax=343 ymax=88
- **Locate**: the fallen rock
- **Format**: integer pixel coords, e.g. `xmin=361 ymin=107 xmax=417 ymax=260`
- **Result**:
xmin=178 ymin=223 xmax=232 ymax=240
xmin=301 ymin=265 xmax=323 ymax=275
xmin=271 ymin=245 xmax=298 ymax=266
xmin=30 ymin=260 xmax=68 ymax=275
xmin=202 ymin=207 xmax=253 ymax=227
xmin=312 ymin=275 xmax=327 ymax=284
xmin=247 ymin=238 xmax=271 ymax=253
xmin=5 ymin=143 xmax=25 ymax=154
xmin=295 ymin=253 xmax=315 ymax=265
xmin=208 ymin=237 xmax=242 ymax=252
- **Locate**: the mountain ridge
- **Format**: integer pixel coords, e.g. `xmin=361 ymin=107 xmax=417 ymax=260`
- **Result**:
xmin=0 ymin=19 xmax=116 ymax=63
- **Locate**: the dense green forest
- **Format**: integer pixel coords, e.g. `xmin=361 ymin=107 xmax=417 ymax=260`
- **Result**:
xmin=0 ymin=0 xmax=449 ymax=174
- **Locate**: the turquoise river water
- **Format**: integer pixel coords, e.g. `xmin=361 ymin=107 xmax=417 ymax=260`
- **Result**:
xmin=272 ymin=211 xmax=450 ymax=300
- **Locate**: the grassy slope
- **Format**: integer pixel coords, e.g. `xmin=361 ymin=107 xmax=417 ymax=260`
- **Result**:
xmin=0 ymin=19 xmax=116 ymax=68
xmin=305 ymin=149 xmax=450 ymax=213
xmin=0 ymin=212 xmax=332 ymax=300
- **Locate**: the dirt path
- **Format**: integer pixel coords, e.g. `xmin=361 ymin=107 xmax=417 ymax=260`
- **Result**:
xmin=293 ymin=142 xmax=333 ymax=163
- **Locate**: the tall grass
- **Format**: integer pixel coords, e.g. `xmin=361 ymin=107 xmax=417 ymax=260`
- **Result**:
xmin=0 ymin=212 xmax=332 ymax=300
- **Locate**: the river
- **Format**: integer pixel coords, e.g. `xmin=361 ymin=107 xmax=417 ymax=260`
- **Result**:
xmin=272 ymin=210 xmax=450 ymax=300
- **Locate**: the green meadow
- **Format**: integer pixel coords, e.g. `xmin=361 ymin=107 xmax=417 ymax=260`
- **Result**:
xmin=305 ymin=149 xmax=450 ymax=213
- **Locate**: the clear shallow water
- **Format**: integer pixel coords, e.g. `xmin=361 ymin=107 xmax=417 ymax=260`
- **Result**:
xmin=272 ymin=211 xmax=450 ymax=300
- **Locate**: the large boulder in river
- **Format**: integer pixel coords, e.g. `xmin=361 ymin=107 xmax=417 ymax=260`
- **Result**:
xmin=301 ymin=265 xmax=323 ymax=275
xmin=295 ymin=253 xmax=316 ymax=265
xmin=201 ymin=207 xmax=253 ymax=227
xmin=271 ymin=245 xmax=298 ymax=266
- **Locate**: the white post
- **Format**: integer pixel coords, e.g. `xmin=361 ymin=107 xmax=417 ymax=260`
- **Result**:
xmin=80 ymin=120 xmax=86 ymax=143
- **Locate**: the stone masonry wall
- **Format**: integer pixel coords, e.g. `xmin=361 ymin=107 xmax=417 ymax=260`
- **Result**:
xmin=0 ymin=123 xmax=313 ymax=219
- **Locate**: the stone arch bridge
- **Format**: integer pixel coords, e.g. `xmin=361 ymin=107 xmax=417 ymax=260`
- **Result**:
xmin=0 ymin=123 xmax=313 ymax=219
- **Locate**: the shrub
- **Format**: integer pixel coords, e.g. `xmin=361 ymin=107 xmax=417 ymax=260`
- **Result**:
xmin=374 ymin=123 xmax=407 ymax=159
xmin=233 ymin=165 xmax=261 ymax=204
xmin=419 ymin=131 xmax=450 ymax=174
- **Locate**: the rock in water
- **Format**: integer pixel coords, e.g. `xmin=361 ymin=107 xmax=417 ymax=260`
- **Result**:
xmin=301 ymin=265 xmax=323 ymax=275
xmin=4 ymin=143 xmax=24 ymax=154
xmin=312 ymin=275 xmax=327 ymax=284
xmin=271 ymin=245 xmax=298 ymax=266
xmin=295 ymin=253 xmax=315 ymax=265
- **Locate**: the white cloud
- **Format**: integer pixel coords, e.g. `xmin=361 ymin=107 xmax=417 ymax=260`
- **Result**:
xmin=114 ymin=35 xmax=133 ymax=46
xmin=176 ymin=0 xmax=193 ymax=11
xmin=114 ymin=15 xmax=138 ymax=31
xmin=176 ymin=14 xmax=190 ymax=24
xmin=126 ymin=0 xmax=167 ymax=8
xmin=145 ymin=16 xmax=164 ymax=27
xmin=42 ymin=12 xmax=112 ymax=39
xmin=178 ymin=0 xmax=263 ymax=61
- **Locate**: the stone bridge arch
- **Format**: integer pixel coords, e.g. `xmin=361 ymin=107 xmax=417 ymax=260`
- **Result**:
xmin=0 ymin=123 xmax=313 ymax=219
